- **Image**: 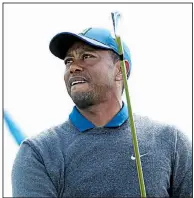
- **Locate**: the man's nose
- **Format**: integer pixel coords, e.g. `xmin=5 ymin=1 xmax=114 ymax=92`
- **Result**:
xmin=70 ymin=64 xmax=83 ymax=74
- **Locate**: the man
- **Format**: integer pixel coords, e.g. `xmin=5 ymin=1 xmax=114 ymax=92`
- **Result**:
xmin=12 ymin=27 xmax=192 ymax=197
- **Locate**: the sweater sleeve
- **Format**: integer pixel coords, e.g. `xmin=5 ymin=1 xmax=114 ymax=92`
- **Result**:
xmin=171 ymin=129 xmax=192 ymax=197
xmin=11 ymin=140 xmax=58 ymax=197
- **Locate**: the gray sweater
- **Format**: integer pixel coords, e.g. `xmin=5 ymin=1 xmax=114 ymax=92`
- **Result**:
xmin=12 ymin=107 xmax=192 ymax=197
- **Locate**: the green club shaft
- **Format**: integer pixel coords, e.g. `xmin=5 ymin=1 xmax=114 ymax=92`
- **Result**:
xmin=115 ymin=36 xmax=147 ymax=198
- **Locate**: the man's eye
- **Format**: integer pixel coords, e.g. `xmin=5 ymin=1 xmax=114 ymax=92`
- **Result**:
xmin=83 ymin=54 xmax=94 ymax=60
xmin=64 ymin=58 xmax=73 ymax=65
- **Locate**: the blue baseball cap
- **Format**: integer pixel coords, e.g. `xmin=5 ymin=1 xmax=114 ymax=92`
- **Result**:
xmin=49 ymin=27 xmax=132 ymax=74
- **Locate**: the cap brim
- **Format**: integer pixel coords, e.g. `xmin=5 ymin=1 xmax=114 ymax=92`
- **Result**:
xmin=49 ymin=32 xmax=111 ymax=60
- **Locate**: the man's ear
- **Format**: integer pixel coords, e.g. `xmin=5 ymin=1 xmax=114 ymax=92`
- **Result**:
xmin=115 ymin=60 xmax=130 ymax=81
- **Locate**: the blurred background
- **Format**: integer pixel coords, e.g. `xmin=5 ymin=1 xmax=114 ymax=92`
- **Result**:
xmin=4 ymin=3 xmax=192 ymax=197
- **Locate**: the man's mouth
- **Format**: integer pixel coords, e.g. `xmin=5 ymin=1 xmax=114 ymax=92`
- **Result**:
xmin=69 ymin=76 xmax=88 ymax=87
xmin=71 ymin=80 xmax=87 ymax=86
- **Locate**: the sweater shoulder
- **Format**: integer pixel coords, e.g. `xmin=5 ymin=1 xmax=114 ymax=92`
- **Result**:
xmin=133 ymin=114 xmax=179 ymax=143
xmin=23 ymin=119 xmax=77 ymax=154
xmin=134 ymin=113 xmax=173 ymax=131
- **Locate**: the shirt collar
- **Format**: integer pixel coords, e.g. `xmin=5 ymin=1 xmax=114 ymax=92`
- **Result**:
xmin=69 ymin=102 xmax=128 ymax=132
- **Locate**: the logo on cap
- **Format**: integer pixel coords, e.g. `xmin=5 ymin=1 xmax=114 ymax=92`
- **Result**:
xmin=80 ymin=28 xmax=92 ymax=35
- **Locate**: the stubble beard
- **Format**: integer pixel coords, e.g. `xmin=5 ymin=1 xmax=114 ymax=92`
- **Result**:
xmin=71 ymin=90 xmax=95 ymax=109
xmin=68 ymin=84 xmax=111 ymax=110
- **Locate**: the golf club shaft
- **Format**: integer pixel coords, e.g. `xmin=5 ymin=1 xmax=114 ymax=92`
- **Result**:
xmin=119 ymin=49 xmax=146 ymax=198
xmin=112 ymin=14 xmax=147 ymax=197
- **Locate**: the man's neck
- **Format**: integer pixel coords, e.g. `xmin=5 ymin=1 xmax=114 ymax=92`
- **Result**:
xmin=77 ymin=98 xmax=122 ymax=127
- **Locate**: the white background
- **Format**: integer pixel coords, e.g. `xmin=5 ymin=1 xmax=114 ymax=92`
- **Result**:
xmin=4 ymin=3 xmax=192 ymax=197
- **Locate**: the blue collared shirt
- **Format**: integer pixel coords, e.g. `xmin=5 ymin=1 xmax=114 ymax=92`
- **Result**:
xmin=69 ymin=102 xmax=128 ymax=132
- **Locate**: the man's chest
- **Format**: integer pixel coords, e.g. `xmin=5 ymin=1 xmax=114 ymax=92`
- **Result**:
xmin=61 ymin=134 xmax=172 ymax=197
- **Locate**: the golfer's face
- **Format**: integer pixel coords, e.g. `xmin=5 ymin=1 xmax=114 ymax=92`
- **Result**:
xmin=63 ymin=42 xmax=115 ymax=101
